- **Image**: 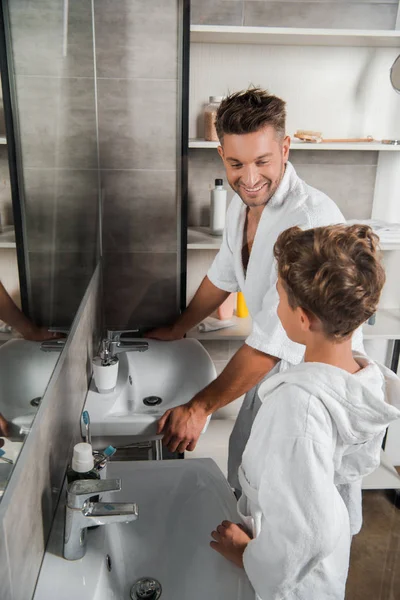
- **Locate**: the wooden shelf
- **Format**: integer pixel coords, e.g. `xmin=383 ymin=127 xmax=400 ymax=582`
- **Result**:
xmin=0 ymin=226 xmax=16 ymax=249
xmin=189 ymin=139 xmax=400 ymax=151
xmin=187 ymin=309 xmax=400 ymax=342
xmin=187 ymin=227 xmax=400 ymax=253
xmin=191 ymin=25 xmax=400 ymax=48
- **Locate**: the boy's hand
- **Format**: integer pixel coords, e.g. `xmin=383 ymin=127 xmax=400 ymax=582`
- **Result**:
xmin=210 ymin=520 xmax=251 ymax=568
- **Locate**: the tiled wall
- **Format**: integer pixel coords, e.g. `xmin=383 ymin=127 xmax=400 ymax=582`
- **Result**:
xmin=191 ymin=0 xmax=398 ymax=29
xmin=97 ymin=0 xmax=182 ymax=330
xmin=0 ymin=265 xmax=102 ymax=600
xmin=7 ymin=1 xmax=100 ymax=328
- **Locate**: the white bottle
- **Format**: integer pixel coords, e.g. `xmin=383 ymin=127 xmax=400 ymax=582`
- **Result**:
xmin=210 ymin=178 xmax=227 ymax=236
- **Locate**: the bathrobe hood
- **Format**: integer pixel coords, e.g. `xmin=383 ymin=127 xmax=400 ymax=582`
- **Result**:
xmin=259 ymin=353 xmax=400 ymax=482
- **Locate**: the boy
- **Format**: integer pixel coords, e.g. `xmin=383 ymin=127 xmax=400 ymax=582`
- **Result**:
xmin=210 ymin=224 xmax=400 ymax=600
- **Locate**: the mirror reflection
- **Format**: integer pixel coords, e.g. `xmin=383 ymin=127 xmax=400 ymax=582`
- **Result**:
xmin=0 ymin=1 xmax=100 ymax=497
xmin=390 ymin=54 xmax=400 ymax=93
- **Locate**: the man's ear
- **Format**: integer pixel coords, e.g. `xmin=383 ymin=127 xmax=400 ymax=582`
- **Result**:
xmin=217 ymin=145 xmax=224 ymax=160
xmin=282 ymin=135 xmax=290 ymax=162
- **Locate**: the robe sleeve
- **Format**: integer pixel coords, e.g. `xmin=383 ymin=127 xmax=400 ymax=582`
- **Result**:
xmin=243 ymin=435 xmax=347 ymax=600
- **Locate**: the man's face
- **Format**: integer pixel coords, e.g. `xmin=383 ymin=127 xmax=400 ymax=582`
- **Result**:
xmin=218 ymin=126 xmax=290 ymax=208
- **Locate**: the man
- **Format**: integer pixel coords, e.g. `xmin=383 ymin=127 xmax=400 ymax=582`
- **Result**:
xmin=147 ymin=88 xmax=362 ymax=493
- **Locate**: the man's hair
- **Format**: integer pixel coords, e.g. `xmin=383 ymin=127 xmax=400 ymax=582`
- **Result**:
xmin=273 ymin=224 xmax=386 ymax=341
xmin=215 ymin=88 xmax=286 ymax=142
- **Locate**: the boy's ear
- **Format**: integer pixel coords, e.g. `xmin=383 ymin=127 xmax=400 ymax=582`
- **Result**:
xmin=298 ymin=307 xmax=312 ymax=333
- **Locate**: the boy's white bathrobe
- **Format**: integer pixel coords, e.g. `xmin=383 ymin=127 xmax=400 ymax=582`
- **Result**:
xmin=207 ymin=161 xmax=364 ymax=491
xmin=238 ymin=354 xmax=400 ymax=600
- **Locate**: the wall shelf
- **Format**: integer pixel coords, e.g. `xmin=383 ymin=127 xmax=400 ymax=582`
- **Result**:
xmin=189 ymin=139 xmax=400 ymax=151
xmin=188 ymin=227 xmax=400 ymax=253
xmin=187 ymin=308 xmax=400 ymax=342
xmin=0 ymin=226 xmax=16 ymax=249
xmin=191 ymin=25 xmax=400 ymax=48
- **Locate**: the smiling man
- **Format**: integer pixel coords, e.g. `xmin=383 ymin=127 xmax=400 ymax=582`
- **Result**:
xmin=147 ymin=88 xmax=362 ymax=493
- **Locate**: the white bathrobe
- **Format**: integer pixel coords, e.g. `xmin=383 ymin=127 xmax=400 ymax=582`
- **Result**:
xmin=207 ymin=161 xmax=364 ymax=490
xmin=238 ymin=354 xmax=400 ymax=600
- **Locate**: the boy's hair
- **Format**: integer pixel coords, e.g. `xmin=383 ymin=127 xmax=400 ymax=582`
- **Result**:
xmin=274 ymin=224 xmax=386 ymax=341
xmin=215 ymin=88 xmax=286 ymax=143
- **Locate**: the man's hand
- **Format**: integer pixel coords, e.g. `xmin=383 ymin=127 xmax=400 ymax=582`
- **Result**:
xmin=145 ymin=325 xmax=184 ymax=342
xmin=210 ymin=521 xmax=251 ymax=568
xmin=157 ymin=402 xmax=209 ymax=453
xmin=0 ymin=413 xmax=10 ymax=437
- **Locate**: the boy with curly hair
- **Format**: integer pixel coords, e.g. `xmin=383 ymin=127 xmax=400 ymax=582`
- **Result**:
xmin=211 ymin=224 xmax=400 ymax=600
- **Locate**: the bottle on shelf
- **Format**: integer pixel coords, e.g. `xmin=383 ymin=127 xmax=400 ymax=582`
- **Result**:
xmin=67 ymin=442 xmax=101 ymax=502
xmin=217 ymin=293 xmax=236 ymax=320
xmin=236 ymin=292 xmax=249 ymax=318
xmin=210 ymin=178 xmax=227 ymax=236
xmin=204 ymin=96 xmax=224 ymax=141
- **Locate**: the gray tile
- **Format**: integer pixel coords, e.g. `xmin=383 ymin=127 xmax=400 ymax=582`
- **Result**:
xmin=51 ymin=252 xmax=97 ymax=326
xmin=16 ymin=76 xmax=97 ymax=169
xmin=54 ymin=169 xmax=99 ymax=254
xmin=28 ymin=251 xmax=53 ymax=326
xmin=9 ymin=0 xmax=95 ymax=78
xmin=0 ymin=147 xmax=13 ymax=227
xmin=292 ymin=164 xmax=375 ymax=220
xmin=103 ymin=252 xmax=179 ymax=329
xmin=102 ymin=169 xmax=177 ymax=252
xmin=23 ymin=169 xmax=56 ymax=253
xmin=191 ymin=0 xmax=244 ymax=25
xmin=0 ymin=521 xmax=12 ymax=600
xmin=200 ymin=340 xmax=230 ymax=361
xmin=97 ymin=79 xmax=177 ymax=170
xmin=244 ymin=2 xmax=397 ymax=29
xmin=95 ymin=0 xmax=178 ymax=80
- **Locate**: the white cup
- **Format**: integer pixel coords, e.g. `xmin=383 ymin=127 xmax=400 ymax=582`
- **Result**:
xmin=92 ymin=356 xmax=119 ymax=394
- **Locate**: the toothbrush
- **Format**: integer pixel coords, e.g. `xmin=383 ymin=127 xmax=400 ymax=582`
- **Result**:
xmin=94 ymin=445 xmax=117 ymax=468
xmin=0 ymin=449 xmax=13 ymax=464
xmin=82 ymin=411 xmax=91 ymax=445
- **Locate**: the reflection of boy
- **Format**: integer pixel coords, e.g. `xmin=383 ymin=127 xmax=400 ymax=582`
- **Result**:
xmin=211 ymin=224 xmax=400 ymax=600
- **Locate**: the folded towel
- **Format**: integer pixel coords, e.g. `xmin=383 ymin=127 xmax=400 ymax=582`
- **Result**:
xmin=198 ymin=317 xmax=236 ymax=333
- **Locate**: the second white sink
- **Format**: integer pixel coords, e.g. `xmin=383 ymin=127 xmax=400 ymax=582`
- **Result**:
xmin=83 ymin=338 xmax=216 ymax=445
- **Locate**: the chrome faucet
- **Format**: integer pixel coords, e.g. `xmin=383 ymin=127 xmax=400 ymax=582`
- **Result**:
xmin=64 ymin=478 xmax=138 ymax=560
xmin=103 ymin=330 xmax=149 ymax=359
xmin=40 ymin=339 xmax=66 ymax=352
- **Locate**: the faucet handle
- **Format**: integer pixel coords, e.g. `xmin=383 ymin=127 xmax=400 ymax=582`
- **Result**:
xmin=106 ymin=329 xmax=140 ymax=342
xmin=67 ymin=478 xmax=121 ymax=509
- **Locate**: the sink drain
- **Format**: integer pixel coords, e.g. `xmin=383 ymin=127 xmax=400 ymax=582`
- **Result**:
xmin=130 ymin=577 xmax=162 ymax=599
xmin=143 ymin=396 xmax=162 ymax=407
xmin=30 ymin=397 xmax=41 ymax=408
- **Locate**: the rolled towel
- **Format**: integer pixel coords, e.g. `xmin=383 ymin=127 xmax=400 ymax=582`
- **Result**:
xmin=198 ymin=317 xmax=236 ymax=333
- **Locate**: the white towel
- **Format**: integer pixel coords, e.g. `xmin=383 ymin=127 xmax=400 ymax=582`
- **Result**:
xmin=198 ymin=317 xmax=235 ymax=332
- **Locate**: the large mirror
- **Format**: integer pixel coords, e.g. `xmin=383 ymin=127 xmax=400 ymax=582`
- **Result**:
xmin=0 ymin=1 xmax=100 ymax=497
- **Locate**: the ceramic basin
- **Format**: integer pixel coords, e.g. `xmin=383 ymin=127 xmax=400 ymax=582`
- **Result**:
xmin=83 ymin=338 xmax=216 ymax=445
xmin=0 ymin=339 xmax=59 ymax=434
xmin=34 ymin=459 xmax=254 ymax=600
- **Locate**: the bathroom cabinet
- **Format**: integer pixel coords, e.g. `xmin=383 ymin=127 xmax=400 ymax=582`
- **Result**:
xmin=187 ymin=22 xmax=400 ymax=343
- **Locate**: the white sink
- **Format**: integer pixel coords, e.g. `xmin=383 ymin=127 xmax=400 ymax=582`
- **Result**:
xmin=83 ymin=338 xmax=216 ymax=445
xmin=34 ymin=459 xmax=254 ymax=600
xmin=0 ymin=339 xmax=59 ymax=433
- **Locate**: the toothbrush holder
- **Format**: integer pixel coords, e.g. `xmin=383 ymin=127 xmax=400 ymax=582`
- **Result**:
xmin=92 ymin=356 xmax=119 ymax=394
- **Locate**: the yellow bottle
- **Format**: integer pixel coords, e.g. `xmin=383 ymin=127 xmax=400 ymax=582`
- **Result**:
xmin=236 ymin=292 xmax=249 ymax=318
